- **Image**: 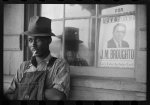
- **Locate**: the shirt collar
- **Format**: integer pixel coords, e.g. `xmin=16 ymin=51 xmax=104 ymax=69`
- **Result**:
xmin=29 ymin=53 xmax=51 ymax=67
xmin=43 ymin=53 xmax=52 ymax=64
xmin=113 ymin=38 xmax=122 ymax=48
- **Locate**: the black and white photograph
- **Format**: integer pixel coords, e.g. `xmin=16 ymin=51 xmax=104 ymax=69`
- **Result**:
xmin=3 ymin=4 xmax=147 ymax=101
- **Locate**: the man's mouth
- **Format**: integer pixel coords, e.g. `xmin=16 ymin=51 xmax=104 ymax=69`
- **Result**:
xmin=31 ymin=48 xmax=39 ymax=54
xmin=31 ymin=47 xmax=37 ymax=51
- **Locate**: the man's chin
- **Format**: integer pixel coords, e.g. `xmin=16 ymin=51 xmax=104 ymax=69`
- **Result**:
xmin=32 ymin=51 xmax=41 ymax=56
xmin=34 ymin=53 xmax=41 ymax=57
xmin=34 ymin=53 xmax=45 ymax=57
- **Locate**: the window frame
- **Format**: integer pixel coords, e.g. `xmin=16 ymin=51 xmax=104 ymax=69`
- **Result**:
xmin=35 ymin=4 xmax=145 ymax=81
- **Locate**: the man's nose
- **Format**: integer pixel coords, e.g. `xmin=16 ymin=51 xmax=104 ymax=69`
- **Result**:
xmin=31 ymin=40 xmax=37 ymax=46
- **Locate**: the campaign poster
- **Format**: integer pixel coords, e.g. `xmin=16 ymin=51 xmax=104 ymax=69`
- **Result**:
xmin=98 ymin=5 xmax=135 ymax=68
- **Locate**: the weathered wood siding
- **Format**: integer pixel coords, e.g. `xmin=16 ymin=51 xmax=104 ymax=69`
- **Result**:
xmin=3 ymin=4 xmax=24 ymax=92
xmin=3 ymin=4 xmax=24 ymax=75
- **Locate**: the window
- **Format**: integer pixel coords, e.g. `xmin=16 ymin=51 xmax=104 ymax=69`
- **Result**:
xmin=41 ymin=4 xmax=97 ymax=66
xmin=40 ymin=4 xmax=136 ymax=69
xmin=41 ymin=4 xmax=64 ymax=19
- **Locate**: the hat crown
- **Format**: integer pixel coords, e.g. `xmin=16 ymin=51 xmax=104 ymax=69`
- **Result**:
xmin=23 ymin=16 xmax=55 ymax=36
xmin=64 ymin=27 xmax=79 ymax=41
xmin=28 ymin=16 xmax=52 ymax=34
xmin=58 ymin=27 xmax=83 ymax=43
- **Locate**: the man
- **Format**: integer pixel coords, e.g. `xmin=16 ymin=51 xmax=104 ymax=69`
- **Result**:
xmin=5 ymin=16 xmax=70 ymax=100
xmin=107 ymin=23 xmax=129 ymax=48
xmin=58 ymin=27 xmax=88 ymax=66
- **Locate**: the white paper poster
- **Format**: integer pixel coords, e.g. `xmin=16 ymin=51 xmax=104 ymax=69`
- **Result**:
xmin=98 ymin=5 xmax=136 ymax=68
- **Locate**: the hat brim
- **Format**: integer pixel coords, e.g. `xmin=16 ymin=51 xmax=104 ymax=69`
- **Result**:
xmin=22 ymin=31 xmax=55 ymax=36
xmin=57 ymin=35 xmax=83 ymax=43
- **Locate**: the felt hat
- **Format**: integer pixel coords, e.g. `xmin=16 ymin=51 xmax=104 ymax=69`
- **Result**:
xmin=58 ymin=27 xmax=83 ymax=43
xmin=22 ymin=16 xmax=55 ymax=36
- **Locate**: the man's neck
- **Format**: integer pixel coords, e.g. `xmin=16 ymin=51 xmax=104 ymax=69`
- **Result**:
xmin=35 ymin=51 xmax=50 ymax=65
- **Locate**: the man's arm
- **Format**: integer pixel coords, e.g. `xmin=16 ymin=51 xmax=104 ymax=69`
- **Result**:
xmin=45 ymin=88 xmax=66 ymax=100
xmin=4 ymin=73 xmax=19 ymax=100
xmin=45 ymin=59 xmax=70 ymax=100
xmin=4 ymin=62 xmax=27 ymax=100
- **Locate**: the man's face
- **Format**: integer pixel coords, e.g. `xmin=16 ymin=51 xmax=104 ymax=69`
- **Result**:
xmin=113 ymin=25 xmax=126 ymax=43
xmin=28 ymin=36 xmax=50 ymax=57
xmin=65 ymin=51 xmax=74 ymax=61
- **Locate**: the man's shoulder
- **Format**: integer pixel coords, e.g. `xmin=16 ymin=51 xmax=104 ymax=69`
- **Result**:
xmin=19 ymin=60 xmax=31 ymax=71
xmin=122 ymin=40 xmax=129 ymax=47
xmin=107 ymin=38 xmax=116 ymax=48
xmin=52 ymin=58 xmax=70 ymax=73
xmin=21 ymin=60 xmax=31 ymax=67
xmin=53 ymin=58 xmax=69 ymax=66
xmin=122 ymin=40 xmax=128 ymax=44
xmin=108 ymin=38 xmax=114 ymax=43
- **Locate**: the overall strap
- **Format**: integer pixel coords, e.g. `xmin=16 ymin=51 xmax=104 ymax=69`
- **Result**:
xmin=23 ymin=56 xmax=57 ymax=72
xmin=40 ymin=57 xmax=57 ymax=100
xmin=47 ymin=57 xmax=57 ymax=67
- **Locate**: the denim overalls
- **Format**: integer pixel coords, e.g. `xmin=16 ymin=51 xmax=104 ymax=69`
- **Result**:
xmin=6 ymin=57 xmax=57 ymax=100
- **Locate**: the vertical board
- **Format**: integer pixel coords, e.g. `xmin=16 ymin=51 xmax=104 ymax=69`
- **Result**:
xmin=4 ymin=4 xmax=24 ymax=34
xmin=3 ymin=4 xmax=24 ymax=76
xmin=4 ymin=51 xmax=23 ymax=75
xmin=135 ymin=5 xmax=147 ymax=83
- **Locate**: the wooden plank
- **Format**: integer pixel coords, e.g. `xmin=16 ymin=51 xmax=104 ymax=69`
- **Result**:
xmin=135 ymin=51 xmax=146 ymax=83
xmin=3 ymin=52 xmax=11 ymax=75
xmin=3 ymin=75 xmax=14 ymax=83
xmin=135 ymin=5 xmax=147 ymax=83
xmin=3 ymin=82 xmax=10 ymax=93
xmin=4 ymin=35 xmax=20 ymax=50
xmin=70 ymin=76 xmax=146 ymax=92
xmin=139 ymin=30 xmax=146 ymax=51
xmin=4 ymin=4 xmax=24 ymax=34
xmin=4 ymin=51 xmax=23 ymax=75
xmin=69 ymin=90 xmax=125 ymax=100
xmin=70 ymin=66 xmax=134 ymax=78
xmin=3 ymin=75 xmax=14 ymax=93
xmin=69 ymin=86 xmax=146 ymax=100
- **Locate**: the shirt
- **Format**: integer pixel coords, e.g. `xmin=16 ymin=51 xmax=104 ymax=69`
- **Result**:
xmin=113 ymin=38 xmax=122 ymax=48
xmin=6 ymin=53 xmax=70 ymax=100
xmin=68 ymin=58 xmax=88 ymax=66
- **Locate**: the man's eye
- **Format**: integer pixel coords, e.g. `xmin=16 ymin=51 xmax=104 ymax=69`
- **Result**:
xmin=28 ymin=39 xmax=33 ymax=42
xmin=36 ymin=39 xmax=42 ymax=42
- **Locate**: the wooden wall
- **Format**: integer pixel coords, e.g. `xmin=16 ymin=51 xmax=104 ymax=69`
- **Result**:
xmin=3 ymin=74 xmax=146 ymax=100
xmin=3 ymin=4 xmax=24 ymax=92
xmin=69 ymin=75 xmax=146 ymax=100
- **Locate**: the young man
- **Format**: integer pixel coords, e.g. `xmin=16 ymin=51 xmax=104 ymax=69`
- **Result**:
xmin=5 ymin=16 xmax=70 ymax=100
xmin=57 ymin=27 xmax=88 ymax=66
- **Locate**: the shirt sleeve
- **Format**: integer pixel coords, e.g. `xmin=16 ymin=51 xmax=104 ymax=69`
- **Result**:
xmin=5 ymin=71 xmax=19 ymax=100
xmin=52 ymin=59 xmax=70 ymax=98
xmin=5 ymin=62 xmax=27 ymax=99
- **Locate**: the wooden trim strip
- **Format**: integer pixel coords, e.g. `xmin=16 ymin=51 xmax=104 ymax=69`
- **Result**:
xmin=70 ymin=76 xmax=146 ymax=92
xmin=70 ymin=66 xmax=134 ymax=78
